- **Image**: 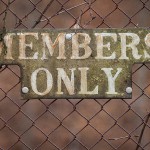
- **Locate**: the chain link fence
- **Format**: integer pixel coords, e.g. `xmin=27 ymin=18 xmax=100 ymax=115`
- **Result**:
xmin=0 ymin=0 xmax=150 ymax=149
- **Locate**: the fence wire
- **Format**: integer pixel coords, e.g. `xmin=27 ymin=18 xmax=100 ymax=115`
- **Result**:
xmin=0 ymin=0 xmax=150 ymax=150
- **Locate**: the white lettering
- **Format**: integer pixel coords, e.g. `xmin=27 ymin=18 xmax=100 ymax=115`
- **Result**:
xmin=56 ymin=68 xmax=75 ymax=95
xmin=101 ymin=68 xmax=122 ymax=94
xmin=31 ymin=68 xmax=53 ymax=95
xmin=95 ymin=33 xmax=117 ymax=59
xmin=78 ymin=67 xmax=98 ymax=94
xmin=4 ymin=33 xmax=15 ymax=60
xmin=144 ymin=33 xmax=150 ymax=58
xmin=71 ymin=33 xmax=92 ymax=59
xmin=119 ymin=33 xmax=141 ymax=59
xmin=41 ymin=33 xmax=66 ymax=60
xmin=18 ymin=33 xmax=39 ymax=59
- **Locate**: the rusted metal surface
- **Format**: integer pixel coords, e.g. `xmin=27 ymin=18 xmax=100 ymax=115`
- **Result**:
xmin=0 ymin=29 xmax=150 ymax=99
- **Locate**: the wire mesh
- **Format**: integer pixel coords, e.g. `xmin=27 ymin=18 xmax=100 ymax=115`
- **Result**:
xmin=0 ymin=0 xmax=150 ymax=149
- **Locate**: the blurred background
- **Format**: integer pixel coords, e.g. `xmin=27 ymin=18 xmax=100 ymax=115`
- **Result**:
xmin=0 ymin=0 xmax=150 ymax=149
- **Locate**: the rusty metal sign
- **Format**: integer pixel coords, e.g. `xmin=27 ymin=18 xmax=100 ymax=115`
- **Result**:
xmin=0 ymin=29 xmax=150 ymax=99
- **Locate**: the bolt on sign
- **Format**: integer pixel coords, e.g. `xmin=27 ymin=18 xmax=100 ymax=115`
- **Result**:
xmin=0 ymin=29 xmax=150 ymax=99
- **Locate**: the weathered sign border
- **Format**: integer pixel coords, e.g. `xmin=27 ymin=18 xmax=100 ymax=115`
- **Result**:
xmin=0 ymin=28 xmax=150 ymax=99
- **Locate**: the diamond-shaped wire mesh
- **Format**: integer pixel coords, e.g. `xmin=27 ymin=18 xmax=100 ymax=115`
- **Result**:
xmin=0 ymin=0 xmax=150 ymax=149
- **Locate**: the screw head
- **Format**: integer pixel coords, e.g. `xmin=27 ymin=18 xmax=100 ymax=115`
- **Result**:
xmin=126 ymin=87 xmax=132 ymax=94
xmin=22 ymin=87 xmax=29 ymax=94
xmin=65 ymin=33 xmax=75 ymax=40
